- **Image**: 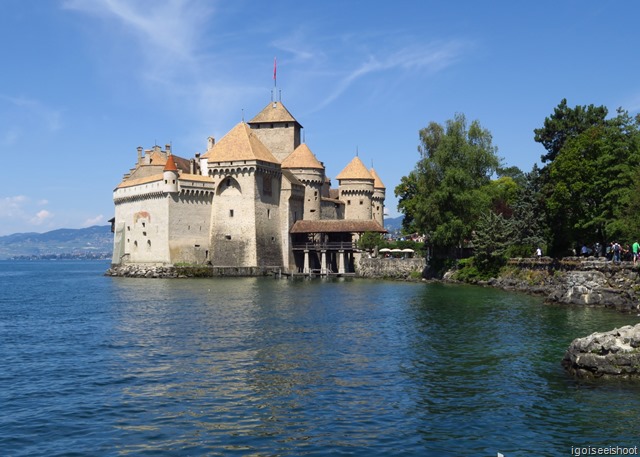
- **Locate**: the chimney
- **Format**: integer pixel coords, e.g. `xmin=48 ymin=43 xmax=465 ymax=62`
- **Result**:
xmin=166 ymin=144 xmax=171 ymax=155
xmin=137 ymin=146 xmax=143 ymax=164
xmin=207 ymin=136 xmax=215 ymax=150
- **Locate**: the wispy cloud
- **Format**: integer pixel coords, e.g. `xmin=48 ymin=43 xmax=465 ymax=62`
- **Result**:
xmin=83 ymin=214 xmax=105 ymax=226
xmin=63 ymin=0 xmax=213 ymax=72
xmin=313 ymin=40 xmax=468 ymax=112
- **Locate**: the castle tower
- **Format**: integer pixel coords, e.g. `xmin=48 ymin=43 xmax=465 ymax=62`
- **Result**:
xmin=281 ymin=143 xmax=325 ymax=220
xmin=201 ymin=122 xmax=284 ymax=268
xmin=336 ymin=156 xmax=375 ymax=221
xmin=369 ymin=167 xmax=386 ymax=227
xmin=247 ymin=101 xmax=302 ymax=163
xmin=162 ymin=154 xmax=179 ymax=194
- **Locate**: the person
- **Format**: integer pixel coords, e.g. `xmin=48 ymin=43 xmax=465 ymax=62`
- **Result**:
xmin=633 ymin=240 xmax=640 ymax=266
xmin=535 ymin=247 xmax=542 ymax=258
xmin=613 ymin=241 xmax=621 ymax=263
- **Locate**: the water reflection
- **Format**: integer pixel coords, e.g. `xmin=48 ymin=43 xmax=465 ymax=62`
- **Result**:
xmin=5 ymin=260 xmax=640 ymax=457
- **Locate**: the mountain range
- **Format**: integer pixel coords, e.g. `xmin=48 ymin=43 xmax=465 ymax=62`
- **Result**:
xmin=0 ymin=225 xmax=113 ymax=260
xmin=0 ymin=217 xmax=405 ymax=260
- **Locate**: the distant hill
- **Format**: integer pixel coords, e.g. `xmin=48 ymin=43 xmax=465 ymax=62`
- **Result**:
xmin=384 ymin=215 xmax=403 ymax=232
xmin=0 ymin=225 xmax=112 ymax=259
xmin=0 ymin=219 xmax=404 ymax=259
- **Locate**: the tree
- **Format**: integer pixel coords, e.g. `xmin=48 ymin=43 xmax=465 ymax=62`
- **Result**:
xmin=395 ymin=172 xmax=419 ymax=233
xmin=357 ymin=231 xmax=385 ymax=251
xmin=510 ymin=165 xmax=546 ymax=255
xmin=534 ymin=98 xmax=608 ymax=163
xmin=395 ymin=113 xmax=501 ymax=256
xmin=472 ymin=210 xmax=515 ymax=272
xmin=543 ymin=109 xmax=640 ymax=254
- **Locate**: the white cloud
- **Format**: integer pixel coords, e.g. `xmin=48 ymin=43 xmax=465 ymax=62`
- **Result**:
xmin=84 ymin=214 xmax=105 ymax=226
xmin=31 ymin=210 xmax=54 ymax=226
xmin=63 ymin=0 xmax=213 ymax=68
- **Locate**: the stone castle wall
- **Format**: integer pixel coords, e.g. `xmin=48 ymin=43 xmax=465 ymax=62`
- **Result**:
xmin=357 ymin=257 xmax=426 ymax=280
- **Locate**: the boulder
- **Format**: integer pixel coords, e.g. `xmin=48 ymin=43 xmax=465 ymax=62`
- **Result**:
xmin=562 ymin=324 xmax=640 ymax=378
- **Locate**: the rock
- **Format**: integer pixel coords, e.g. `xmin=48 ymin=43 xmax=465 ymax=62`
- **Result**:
xmin=562 ymin=324 xmax=640 ymax=378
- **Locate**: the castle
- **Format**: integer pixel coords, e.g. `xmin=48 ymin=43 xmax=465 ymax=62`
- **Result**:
xmin=111 ymin=98 xmax=386 ymax=275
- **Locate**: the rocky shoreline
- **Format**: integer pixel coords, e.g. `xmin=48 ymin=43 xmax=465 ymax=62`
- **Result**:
xmin=447 ymin=257 xmax=640 ymax=313
xmin=562 ymin=324 xmax=640 ymax=379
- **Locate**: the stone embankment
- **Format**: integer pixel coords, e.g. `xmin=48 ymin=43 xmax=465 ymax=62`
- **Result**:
xmin=562 ymin=324 xmax=640 ymax=378
xmin=461 ymin=257 xmax=640 ymax=313
xmin=356 ymin=258 xmax=426 ymax=280
xmin=106 ymin=264 xmax=277 ymax=278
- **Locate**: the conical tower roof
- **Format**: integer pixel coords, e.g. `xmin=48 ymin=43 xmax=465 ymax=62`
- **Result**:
xmin=335 ymin=156 xmax=374 ymax=181
xmin=164 ymin=154 xmax=178 ymax=172
xmin=281 ymin=143 xmax=324 ymax=170
xmin=201 ymin=122 xmax=279 ymax=164
xmin=369 ymin=167 xmax=385 ymax=189
xmin=248 ymin=101 xmax=302 ymax=127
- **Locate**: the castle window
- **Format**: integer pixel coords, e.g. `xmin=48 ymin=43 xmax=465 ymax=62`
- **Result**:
xmin=310 ymin=209 xmax=316 ymax=213
xmin=143 ymin=231 xmax=147 ymax=236
xmin=229 ymin=209 xmax=234 ymax=217
xmin=360 ymin=200 xmax=363 ymax=205
xmin=263 ymin=176 xmax=272 ymax=196
xmin=164 ymin=180 xmax=167 ymax=184
xmin=271 ymin=236 xmax=275 ymax=241
xmin=142 ymin=222 xmax=145 ymax=227
xmin=285 ymin=123 xmax=289 ymax=128
xmin=225 ymin=235 xmax=232 ymax=240
xmin=147 ymin=240 xmax=151 ymax=247
xmin=267 ymin=209 xmax=271 ymax=219
xmin=127 ymin=226 xmax=130 ymax=231
xmin=347 ymin=200 xmax=351 ymax=205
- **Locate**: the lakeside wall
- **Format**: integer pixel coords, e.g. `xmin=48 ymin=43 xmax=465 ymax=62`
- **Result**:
xmin=106 ymin=257 xmax=427 ymax=279
xmin=454 ymin=257 xmax=640 ymax=313
xmin=356 ymin=257 xmax=426 ymax=280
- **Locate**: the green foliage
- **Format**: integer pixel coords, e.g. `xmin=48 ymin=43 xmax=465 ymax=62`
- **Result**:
xmin=452 ymin=256 xmax=501 ymax=282
xmin=358 ymin=231 xmax=385 ymax=251
xmin=534 ymin=98 xmax=608 ymax=163
xmin=541 ymin=107 xmax=640 ymax=254
xmin=510 ymin=165 xmax=546 ymax=252
xmin=472 ymin=210 xmax=512 ymax=272
xmin=395 ymin=172 xmax=419 ymax=233
xmin=395 ymin=113 xmax=501 ymax=255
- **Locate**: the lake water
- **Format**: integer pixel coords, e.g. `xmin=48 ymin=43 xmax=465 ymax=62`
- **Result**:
xmin=1 ymin=260 xmax=640 ymax=456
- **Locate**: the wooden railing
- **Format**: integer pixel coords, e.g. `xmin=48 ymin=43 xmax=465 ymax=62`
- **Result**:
xmin=292 ymin=241 xmax=357 ymax=251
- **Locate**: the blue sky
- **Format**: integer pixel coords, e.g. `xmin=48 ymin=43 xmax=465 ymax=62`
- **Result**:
xmin=1 ymin=0 xmax=638 ymax=236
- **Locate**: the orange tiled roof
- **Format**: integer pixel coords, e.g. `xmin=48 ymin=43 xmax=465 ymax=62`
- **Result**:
xmin=116 ymin=173 xmax=163 ymax=189
xmin=281 ymin=143 xmax=324 ymax=170
xmin=369 ymin=167 xmax=386 ymax=189
xmin=248 ymin=101 xmax=300 ymax=126
xmin=290 ymin=219 xmax=386 ymax=234
xmin=201 ymin=122 xmax=279 ymax=164
xmin=335 ymin=156 xmax=374 ymax=181
xmin=164 ymin=155 xmax=178 ymax=172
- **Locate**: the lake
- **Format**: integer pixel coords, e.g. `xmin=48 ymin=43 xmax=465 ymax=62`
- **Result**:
xmin=1 ymin=260 xmax=639 ymax=456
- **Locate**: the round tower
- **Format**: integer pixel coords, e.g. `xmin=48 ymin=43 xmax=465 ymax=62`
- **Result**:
xmin=336 ymin=156 xmax=374 ymax=221
xmin=163 ymin=154 xmax=179 ymax=194
xmin=369 ymin=167 xmax=386 ymax=227
xmin=281 ymin=143 xmax=325 ymax=220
